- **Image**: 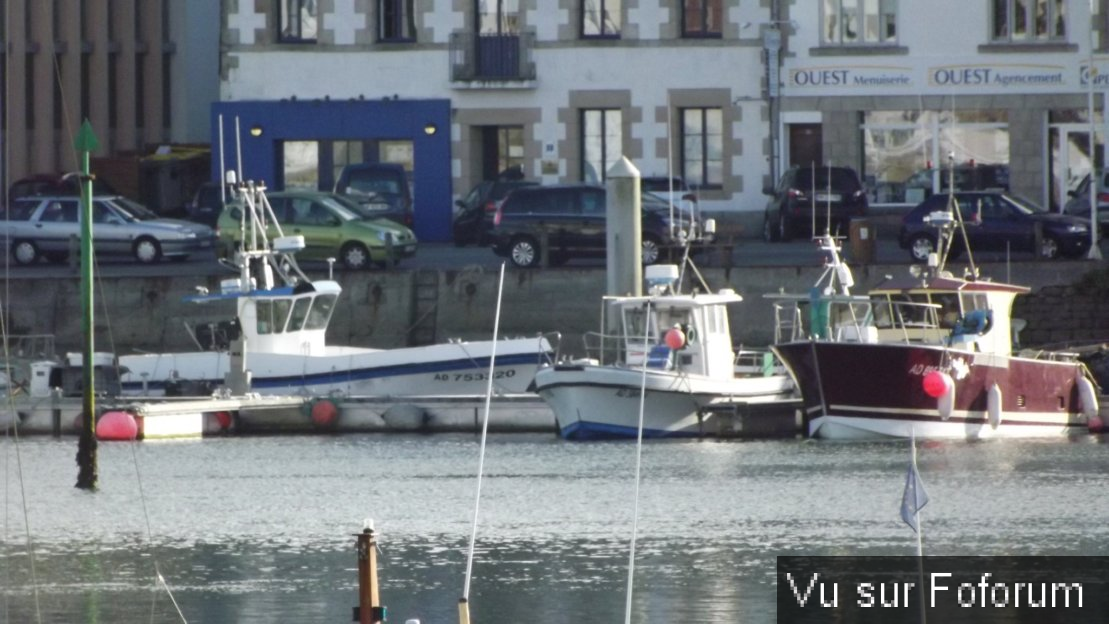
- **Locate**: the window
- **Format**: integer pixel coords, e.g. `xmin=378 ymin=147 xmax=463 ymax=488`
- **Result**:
xmin=822 ymin=0 xmax=897 ymax=45
xmin=582 ymin=0 xmax=621 ymax=37
xmin=681 ymin=108 xmax=723 ymax=189
xmin=992 ymin=0 xmax=1065 ymax=41
xmin=682 ymin=0 xmax=722 ymax=37
xmin=379 ymin=0 xmax=416 ymax=42
xmin=581 ymin=109 xmax=622 ymax=183
xmin=280 ymin=0 xmax=318 ymax=42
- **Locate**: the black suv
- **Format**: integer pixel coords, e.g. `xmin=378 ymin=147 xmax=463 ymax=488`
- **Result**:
xmin=452 ymin=177 xmax=539 ymax=246
xmin=763 ymin=166 xmax=868 ymax=242
xmin=334 ymin=162 xmax=413 ymax=227
xmin=489 ymin=184 xmax=709 ymax=268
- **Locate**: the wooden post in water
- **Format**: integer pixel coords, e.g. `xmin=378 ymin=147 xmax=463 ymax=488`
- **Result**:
xmin=74 ymin=119 xmax=100 ymax=491
xmin=355 ymin=520 xmax=385 ymax=623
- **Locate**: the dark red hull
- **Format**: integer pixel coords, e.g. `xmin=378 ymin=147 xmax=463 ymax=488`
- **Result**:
xmin=773 ymin=341 xmax=1087 ymax=439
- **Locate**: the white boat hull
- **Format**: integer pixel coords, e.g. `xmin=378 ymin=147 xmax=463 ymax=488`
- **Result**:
xmin=119 ymin=336 xmax=552 ymax=397
xmin=534 ymin=363 xmax=794 ymax=439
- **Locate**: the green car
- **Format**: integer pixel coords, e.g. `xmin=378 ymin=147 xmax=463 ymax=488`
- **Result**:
xmin=217 ymin=190 xmax=418 ymax=269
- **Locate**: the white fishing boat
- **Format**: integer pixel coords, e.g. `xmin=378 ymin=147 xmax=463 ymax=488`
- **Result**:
xmin=118 ymin=177 xmax=553 ymax=398
xmin=771 ymin=211 xmax=1101 ymax=440
xmin=534 ymin=264 xmax=795 ymax=439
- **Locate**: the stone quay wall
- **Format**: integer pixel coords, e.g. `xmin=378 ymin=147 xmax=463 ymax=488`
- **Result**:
xmin=4 ymin=262 xmax=1107 ymax=359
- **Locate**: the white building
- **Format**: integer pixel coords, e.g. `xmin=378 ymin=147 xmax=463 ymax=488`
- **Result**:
xmin=220 ymin=0 xmax=776 ymax=241
xmin=779 ymin=0 xmax=1106 ymax=214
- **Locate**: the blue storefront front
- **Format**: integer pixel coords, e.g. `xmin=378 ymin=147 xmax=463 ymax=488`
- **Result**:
xmin=210 ymin=99 xmax=452 ymax=242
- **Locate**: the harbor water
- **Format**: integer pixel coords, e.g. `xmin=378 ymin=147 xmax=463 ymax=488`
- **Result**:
xmin=3 ymin=433 xmax=1109 ymax=623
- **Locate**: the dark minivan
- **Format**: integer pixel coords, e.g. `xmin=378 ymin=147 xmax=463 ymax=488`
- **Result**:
xmin=763 ymin=166 xmax=868 ymax=242
xmin=334 ymin=162 xmax=413 ymax=227
xmin=489 ymin=184 xmax=709 ymax=267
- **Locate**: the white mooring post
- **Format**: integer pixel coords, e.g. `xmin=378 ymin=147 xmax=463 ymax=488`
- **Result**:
xmin=606 ymin=157 xmax=643 ymax=297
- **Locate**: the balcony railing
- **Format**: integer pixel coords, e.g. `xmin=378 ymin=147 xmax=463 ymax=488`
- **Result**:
xmin=450 ymin=31 xmax=536 ymax=83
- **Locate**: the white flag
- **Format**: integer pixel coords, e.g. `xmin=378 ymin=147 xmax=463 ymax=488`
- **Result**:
xmin=900 ymin=462 xmax=929 ymax=533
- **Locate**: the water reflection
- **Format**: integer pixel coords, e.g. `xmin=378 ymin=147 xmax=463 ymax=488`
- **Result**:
xmin=1 ymin=435 xmax=1108 ymax=622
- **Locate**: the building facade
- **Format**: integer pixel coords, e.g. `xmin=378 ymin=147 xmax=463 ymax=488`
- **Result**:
xmin=778 ymin=0 xmax=1108 ymax=215
xmin=219 ymin=0 xmax=777 ymax=241
xmin=0 ymin=1 xmax=220 ymax=194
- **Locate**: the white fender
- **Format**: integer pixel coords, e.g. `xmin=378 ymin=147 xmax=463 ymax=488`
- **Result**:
xmin=937 ymin=380 xmax=955 ymax=421
xmin=987 ymin=383 xmax=1002 ymax=429
xmin=1076 ymin=375 xmax=1099 ymax=420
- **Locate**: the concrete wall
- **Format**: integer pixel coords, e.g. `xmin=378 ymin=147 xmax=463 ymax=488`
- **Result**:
xmin=4 ymin=263 xmax=1103 ymax=359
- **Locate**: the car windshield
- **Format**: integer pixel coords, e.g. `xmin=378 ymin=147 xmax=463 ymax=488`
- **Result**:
xmin=795 ymin=168 xmax=861 ymax=192
xmin=641 ymin=178 xmax=687 ymax=192
xmin=346 ymin=171 xmax=403 ymax=198
xmin=317 ymin=195 xmax=362 ymax=221
xmin=1001 ymin=193 xmax=1046 ymax=215
xmin=111 ymin=197 xmax=157 ymax=221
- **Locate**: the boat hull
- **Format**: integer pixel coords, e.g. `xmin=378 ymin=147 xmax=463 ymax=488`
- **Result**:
xmin=534 ymin=363 xmax=795 ymax=440
xmin=119 ymin=337 xmax=552 ymax=397
xmin=772 ymin=341 xmax=1088 ymax=440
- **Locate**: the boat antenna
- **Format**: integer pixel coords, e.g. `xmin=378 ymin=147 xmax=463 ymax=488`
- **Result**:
xmin=666 ymin=92 xmax=676 ymax=242
xmin=460 ymin=262 xmax=507 ymax=624
xmin=943 ymin=152 xmax=978 ymax=278
xmin=623 ymin=300 xmax=652 ymax=624
xmin=826 ymin=160 xmax=833 ymax=236
xmin=235 ymin=117 xmax=245 ymax=188
xmin=219 ymin=115 xmax=227 ymax=206
xmin=810 ymin=160 xmax=816 ymax=237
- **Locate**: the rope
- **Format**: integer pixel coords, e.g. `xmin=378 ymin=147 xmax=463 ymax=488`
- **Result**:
xmin=624 ymin=301 xmax=651 ymax=624
xmin=462 ymin=262 xmax=506 ymax=602
xmin=128 ymin=442 xmax=188 ymax=623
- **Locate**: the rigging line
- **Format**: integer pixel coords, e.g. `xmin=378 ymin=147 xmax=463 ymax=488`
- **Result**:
xmin=49 ymin=42 xmax=81 ymax=177
xmin=462 ymin=262 xmax=506 ymax=604
xmin=0 ymin=298 xmax=43 ymax=624
xmin=127 ymin=442 xmax=188 ymax=624
xmin=623 ymin=300 xmax=652 ymax=624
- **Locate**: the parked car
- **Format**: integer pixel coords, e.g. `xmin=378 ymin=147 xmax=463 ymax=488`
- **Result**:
xmin=1062 ymin=169 xmax=1109 ymax=234
xmin=901 ymin=163 xmax=1010 ymax=204
xmin=452 ymin=178 xmax=539 ymax=247
xmin=2 ymin=195 xmax=216 ymax=265
xmin=185 ymin=181 xmax=236 ymax=227
xmin=762 ymin=166 xmax=868 ymax=242
xmin=217 ymin=190 xmax=417 ymax=270
xmin=334 ymin=162 xmax=413 ymax=227
xmin=898 ymin=192 xmax=1092 ymax=262
xmin=640 ymin=176 xmax=698 ymax=212
xmin=489 ymin=184 xmax=712 ymax=268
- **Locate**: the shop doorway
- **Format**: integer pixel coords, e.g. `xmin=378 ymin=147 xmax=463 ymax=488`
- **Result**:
xmin=1049 ymin=124 xmax=1099 ymax=212
xmin=788 ymin=124 xmax=823 ymax=169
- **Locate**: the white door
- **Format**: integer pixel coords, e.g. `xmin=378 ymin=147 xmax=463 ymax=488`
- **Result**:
xmin=1050 ymin=124 xmax=1096 ymax=211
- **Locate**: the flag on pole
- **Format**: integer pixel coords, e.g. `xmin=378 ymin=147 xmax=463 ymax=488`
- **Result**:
xmin=900 ymin=459 xmax=929 ymax=533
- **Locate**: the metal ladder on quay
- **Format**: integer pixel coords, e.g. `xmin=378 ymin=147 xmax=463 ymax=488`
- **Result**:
xmin=408 ymin=269 xmax=439 ymax=346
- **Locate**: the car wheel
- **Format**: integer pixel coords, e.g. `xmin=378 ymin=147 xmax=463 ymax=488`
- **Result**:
xmin=641 ymin=235 xmax=661 ymax=265
xmin=908 ymin=234 xmax=936 ymax=262
xmin=1038 ymin=235 xmax=1061 ymax=260
xmin=12 ymin=241 xmax=40 ymax=265
xmin=509 ymin=236 xmax=540 ymax=268
xmin=340 ymin=242 xmax=371 ymax=270
xmin=763 ymin=214 xmax=780 ymax=242
xmin=778 ymin=213 xmax=793 ymax=242
xmin=133 ymin=237 xmax=162 ymax=263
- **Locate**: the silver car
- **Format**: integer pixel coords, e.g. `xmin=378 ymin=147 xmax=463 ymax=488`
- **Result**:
xmin=3 ymin=195 xmax=217 ymax=264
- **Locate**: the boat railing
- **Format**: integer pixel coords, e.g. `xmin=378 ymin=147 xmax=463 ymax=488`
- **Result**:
xmin=0 ymin=334 xmax=57 ymax=360
xmin=874 ymin=300 xmax=944 ymax=344
xmin=734 ymin=347 xmax=782 ymax=377
xmin=1016 ymin=348 xmax=1082 ymax=363
xmin=580 ymin=330 xmax=632 ymax=367
xmin=772 ymin=303 xmax=805 ymax=344
xmin=540 ymin=331 xmax=563 ymax=365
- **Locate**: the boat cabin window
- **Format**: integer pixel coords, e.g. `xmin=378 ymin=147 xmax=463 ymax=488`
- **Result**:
xmin=656 ymin=307 xmax=694 ymax=343
xmin=931 ymin=293 xmax=960 ymax=329
xmin=255 ymin=298 xmax=295 ymax=335
xmin=623 ymin=307 xmax=658 ymax=344
xmin=870 ymin=294 xmax=940 ymax=330
xmin=960 ymin=292 xmax=989 ymax=314
xmin=287 ymin=297 xmax=312 ymax=332
xmin=304 ymin=294 xmax=337 ymax=330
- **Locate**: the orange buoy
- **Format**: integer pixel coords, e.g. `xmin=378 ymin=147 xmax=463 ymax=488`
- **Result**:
xmin=310 ymin=399 xmax=339 ymax=427
xmin=664 ymin=327 xmax=686 ymax=350
xmin=922 ymin=370 xmax=951 ymax=398
xmin=96 ymin=410 xmax=139 ymax=441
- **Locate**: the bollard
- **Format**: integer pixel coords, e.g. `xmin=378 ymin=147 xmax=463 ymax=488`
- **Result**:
xmin=353 ymin=520 xmax=386 ymax=623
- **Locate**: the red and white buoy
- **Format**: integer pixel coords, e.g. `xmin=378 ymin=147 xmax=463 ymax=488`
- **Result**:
xmin=922 ymin=370 xmax=955 ymax=420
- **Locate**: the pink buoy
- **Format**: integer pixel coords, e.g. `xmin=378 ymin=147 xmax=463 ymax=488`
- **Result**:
xmin=922 ymin=370 xmax=951 ymax=399
xmin=664 ymin=327 xmax=686 ymax=350
xmin=310 ymin=399 xmax=339 ymax=427
xmin=96 ymin=410 xmax=139 ymax=441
